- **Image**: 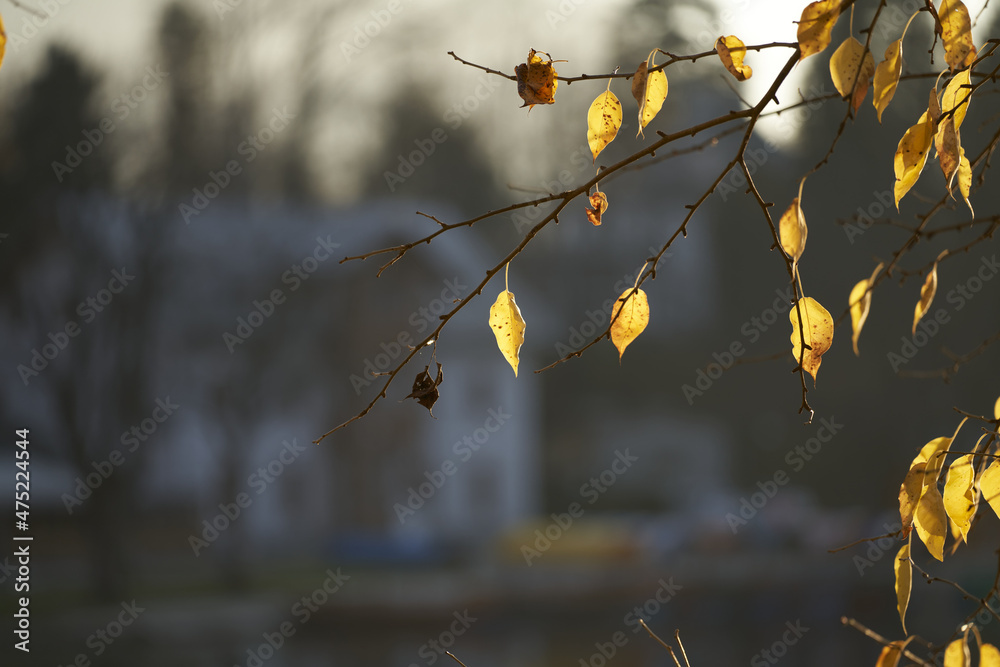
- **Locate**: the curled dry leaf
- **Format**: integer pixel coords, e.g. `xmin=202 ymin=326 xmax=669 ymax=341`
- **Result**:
xmin=893 ymin=110 xmax=934 ymax=209
xmin=829 ymin=36 xmax=875 ymax=114
xmin=489 ymin=289 xmax=526 ymax=376
xmin=716 ymin=35 xmax=752 ymax=81
xmin=631 ymin=61 xmax=647 ymax=106
xmin=938 ymin=0 xmax=976 ymax=71
xmin=849 ymin=262 xmax=883 ymax=356
xmin=894 ymin=540 xmax=912 ymax=634
xmin=610 ymin=288 xmax=649 ymax=361
xmin=515 ymin=49 xmax=558 ymax=109
xmin=587 ymin=89 xmax=623 ymax=162
xmin=797 ymin=0 xmax=841 ymax=61
xmin=912 ymin=261 xmax=938 ymax=336
xmin=405 ymin=363 xmax=443 ymax=416
xmin=942 ymin=454 xmax=976 ymax=542
xmin=779 ymin=197 xmax=807 ymax=268
xmin=789 ymin=296 xmax=833 ymax=385
xmin=586 ymin=191 xmax=609 ymax=226
xmin=873 ymin=38 xmax=902 ymax=123
xmin=936 ymin=116 xmax=961 ymax=188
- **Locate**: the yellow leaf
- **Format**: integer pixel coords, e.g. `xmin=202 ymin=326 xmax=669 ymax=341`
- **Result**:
xmin=995 ymin=395 xmax=1000 ymax=420
xmin=829 ymin=37 xmax=875 ymax=114
xmin=849 ymin=262 xmax=883 ymax=356
xmin=876 ymin=640 xmax=910 ymax=667
xmin=489 ymin=289 xmax=526 ymax=376
xmin=943 ymin=637 xmax=970 ymax=667
xmin=873 ymin=39 xmax=902 ymax=123
xmin=635 ymin=51 xmax=667 ymax=138
xmin=981 ymin=461 xmax=1000 ymax=520
xmin=943 ymin=454 xmax=976 ymax=542
xmin=939 ymin=0 xmax=976 ymax=72
xmin=895 ymin=540 xmax=912 ymax=634
xmin=915 ymin=434 xmax=954 ymax=486
xmin=914 ymin=482 xmax=947 ymax=561
xmin=893 ymin=110 xmax=934 ymax=209
xmin=610 ymin=288 xmax=649 ymax=360
xmin=797 ymin=0 xmax=841 ymax=61
xmin=0 ymin=13 xmax=6 ymax=72
xmin=779 ymin=197 xmax=807 ymax=268
xmin=789 ymin=296 xmax=833 ymax=385
xmin=912 ymin=261 xmax=938 ymax=336
xmin=586 ymin=191 xmax=608 ymax=226
xmin=900 ymin=462 xmax=926 ymax=530
xmin=515 ymin=49 xmax=558 ymax=109
xmin=980 ymin=644 xmax=1000 ymax=667
xmin=716 ymin=35 xmax=752 ymax=81
xmin=942 ymin=70 xmax=972 ymax=130
xmin=587 ymin=89 xmax=622 ymax=162
xmin=935 ymin=116 xmax=961 ymax=188
xmin=957 ymin=148 xmax=973 ymax=216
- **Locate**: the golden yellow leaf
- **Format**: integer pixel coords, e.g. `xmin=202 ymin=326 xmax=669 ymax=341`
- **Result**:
xmin=942 ymin=70 xmax=972 ymax=129
xmin=957 ymin=148 xmax=973 ymax=216
xmin=849 ymin=262 xmax=883 ymax=356
xmin=939 ymin=0 xmax=976 ymax=72
xmin=635 ymin=51 xmax=667 ymax=138
xmin=0 ymin=13 xmax=6 ymax=72
xmin=829 ymin=37 xmax=875 ymax=114
xmin=875 ymin=643 xmax=902 ymax=667
xmin=912 ymin=261 xmax=938 ymax=336
xmin=873 ymin=39 xmax=902 ymax=123
xmin=515 ymin=49 xmax=558 ymax=109
xmin=716 ymin=35 xmax=752 ymax=81
xmin=489 ymin=289 xmax=526 ymax=376
xmin=797 ymin=0 xmax=841 ymax=61
xmin=779 ymin=197 xmax=807 ymax=268
xmin=980 ymin=644 xmax=1000 ymax=667
xmin=587 ymin=89 xmax=623 ymax=162
xmin=981 ymin=461 xmax=1000 ymax=520
xmin=943 ymin=454 xmax=976 ymax=542
xmin=943 ymin=637 xmax=970 ymax=667
xmin=789 ymin=296 xmax=833 ymax=385
xmin=916 ymin=434 xmax=954 ymax=486
xmin=914 ymin=482 xmax=947 ymax=561
xmin=586 ymin=191 xmax=608 ymax=226
xmin=995 ymin=395 xmax=1000 ymax=420
xmin=895 ymin=540 xmax=912 ymax=634
xmin=893 ymin=110 xmax=934 ymax=209
xmin=900 ymin=462 xmax=926 ymax=530
xmin=610 ymin=288 xmax=649 ymax=361
xmin=936 ymin=116 xmax=961 ymax=188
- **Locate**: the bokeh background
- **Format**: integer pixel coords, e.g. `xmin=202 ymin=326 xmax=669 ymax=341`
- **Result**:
xmin=2 ymin=0 xmax=1000 ymax=665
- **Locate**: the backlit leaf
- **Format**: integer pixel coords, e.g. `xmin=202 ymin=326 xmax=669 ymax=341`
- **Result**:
xmin=779 ymin=197 xmax=807 ymax=269
xmin=873 ymin=39 xmax=902 ymax=123
xmin=829 ymin=36 xmax=874 ymax=114
xmin=515 ymin=49 xmax=558 ymax=109
xmin=610 ymin=288 xmax=649 ymax=361
xmin=716 ymin=35 xmax=752 ymax=81
xmin=912 ymin=261 xmax=938 ymax=336
xmin=797 ymin=0 xmax=841 ymax=61
xmin=957 ymin=148 xmax=973 ymax=216
xmin=893 ymin=110 xmax=934 ymax=209
xmin=876 ymin=640 xmax=911 ymax=667
xmin=586 ymin=191 xmax=608 ymax=226
xmin=943 ymin=454 xmax=976 ymax=542
xmin=895 ymin=540 xmax=912 ymax=633
xmin=635 ymin=51 xmax=668 ymax=137
xmin=981 ymin=461 xmax=1000 ymax=520
xmin=942 ymin=70 xmax=972 ymax=129
xmin=0 ymin=13 xmax=6 ymax=72
xmin=789 ymin=296 xmax=833 ymax=385
xmin=631 ymin=61 xmax=647 ymax=106
xmin=939 ymin=0 xmax=976 ymax=72
xmin=489 ymin=289 xmax=526 ymax=376
xmin=995 ymin=395 xmax=1000 ymax=420
xmin=981 ymin=644 xmax=1000 ymax=667
xmin=900 ymin=462 xmax=926 ymax=530
xmin=587 ymin=89 xmax=623 ymax=162
xmin=914 ymin=482 xmax=947 ymax=561
xmin=849 ymin=262 xmax=883 ymax=356
xmin=943 ymin=636 xmax=970 ymax=667
xmin=935 ymin=116 xmax=961 ymax=189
